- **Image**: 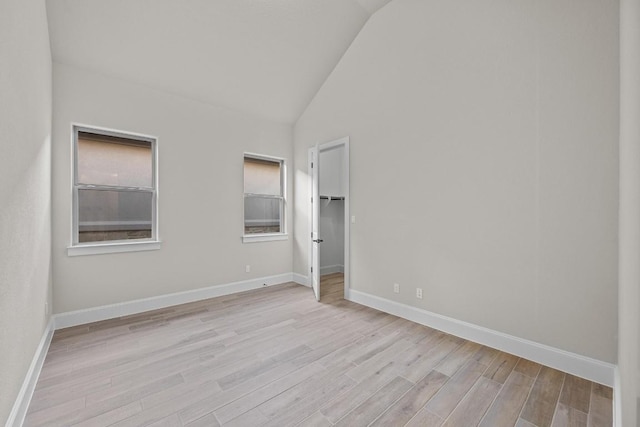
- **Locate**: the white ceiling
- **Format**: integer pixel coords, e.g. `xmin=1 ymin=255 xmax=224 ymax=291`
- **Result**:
xmin=46 ymin=0 xmax=392 ymax=123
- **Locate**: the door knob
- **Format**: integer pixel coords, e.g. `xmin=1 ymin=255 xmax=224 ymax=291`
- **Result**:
xmin=313 ymin=239 xmax=324 ymax=243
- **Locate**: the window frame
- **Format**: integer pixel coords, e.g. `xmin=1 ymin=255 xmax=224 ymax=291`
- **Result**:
xmin=68 ymin=124 xmax=161 ymax=256
xmin=242 ymin=153 xmax=288 ymax=243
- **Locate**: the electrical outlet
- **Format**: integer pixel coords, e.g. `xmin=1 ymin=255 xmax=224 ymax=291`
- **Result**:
xmin=393 ymin=283 xmax=400 ymax=294
xmin=245 ymin=265 xmax=251 ymax=273
xmin=416 ymin=288 xmax=423 ymax=299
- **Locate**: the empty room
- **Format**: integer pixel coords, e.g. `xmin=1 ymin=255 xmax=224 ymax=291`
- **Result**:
xmin=1 ymin=0 xmax=639 ymax=426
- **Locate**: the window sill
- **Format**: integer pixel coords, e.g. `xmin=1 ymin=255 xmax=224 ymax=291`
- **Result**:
xmin=242 ymin=233 xmax=288 ymax=243
xmin=67 ymin=240 xmax=162 ymax=257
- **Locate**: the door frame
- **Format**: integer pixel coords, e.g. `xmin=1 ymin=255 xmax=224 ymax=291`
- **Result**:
xmin=308 ymin=136 xmax=350 ymax=300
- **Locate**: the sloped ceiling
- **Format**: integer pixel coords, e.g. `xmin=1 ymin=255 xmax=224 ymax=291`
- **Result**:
xmin=46 ymin=0 xmax=392 ymax=123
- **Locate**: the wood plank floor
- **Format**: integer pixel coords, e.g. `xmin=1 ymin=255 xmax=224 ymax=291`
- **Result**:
xmin=25 ymin=273 xmax=613 ymax=427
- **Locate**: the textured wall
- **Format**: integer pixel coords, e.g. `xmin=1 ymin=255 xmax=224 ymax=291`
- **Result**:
xmin=320 ymin=201 xmax=345 ymax=271
xmin=0 ymin=0 xmax=52 ymax=422
xmin=618 ymin=0 xmax=640 ymax=423
xmin=52 ymin=63 xmax=293 ymax=313
xmin=294 ymin=0 xmax=619 ymax=362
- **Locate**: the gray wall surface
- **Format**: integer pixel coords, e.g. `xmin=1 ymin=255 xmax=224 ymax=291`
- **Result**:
xmin=52 ymin=63 xmax=293 ymax=313
xmin=294 ymin=0 xmax=619 ymax=363
xmin=0 ymin=0 xmax=53 ymax=422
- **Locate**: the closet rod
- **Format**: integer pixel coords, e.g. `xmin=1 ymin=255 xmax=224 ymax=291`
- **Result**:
xmin=320 ymin=196 xmax=345 ymax=201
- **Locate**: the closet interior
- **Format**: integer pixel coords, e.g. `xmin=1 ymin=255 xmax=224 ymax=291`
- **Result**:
xmin=319 ymin=145 xmax=346 ymax=276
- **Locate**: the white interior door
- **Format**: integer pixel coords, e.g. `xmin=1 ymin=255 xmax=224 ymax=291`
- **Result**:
xmin=311 ymin=145 xmax=321 ymax=301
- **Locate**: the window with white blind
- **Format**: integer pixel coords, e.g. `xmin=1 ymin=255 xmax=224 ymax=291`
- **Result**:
xmin=243 ymin=154 xmax=287 ymax=243
xmin=69 ymin=125 xmax=160 ymax=256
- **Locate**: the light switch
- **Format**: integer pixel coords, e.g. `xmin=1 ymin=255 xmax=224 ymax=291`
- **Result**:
xmin=351 ymin=215 xmax=356 ymax=224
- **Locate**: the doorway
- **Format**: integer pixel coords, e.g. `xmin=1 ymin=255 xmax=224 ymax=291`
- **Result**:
xmin=308 ymin=137 xmax=350 ymax=302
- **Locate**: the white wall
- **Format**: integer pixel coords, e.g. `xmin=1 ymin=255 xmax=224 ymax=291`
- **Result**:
xmin=320 ymin=200 xmax=345 ymax=273
xmin=319 ymin=145 xmax=346 ymax=197
xmin=294 ymin=0 xmax=618 ymax=363
xmin=52 ymin=63 xmax=293 ymax=313
xmin=0 ymin=0 xmax=52 ymax=423
xmin=618 ymin=0 xmax=640 ymax=423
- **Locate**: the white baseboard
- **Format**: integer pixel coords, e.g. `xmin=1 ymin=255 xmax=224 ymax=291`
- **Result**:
xmin=320 ymin=264 xmax=344 ymax=275
xmin=53 ymin=273 xmax=295 ymax=329
xmin=5 ymin=318 xmax=55 ymax=427
xmin=613 ymin=366 xmax=622 ymax=427
xmin=293 ymin=269 xmax=344 ymax=286
xmin=348 ymin=289 xmax=615 ymax=387
xmin=292 ymin=273 xmax=310 ymax=287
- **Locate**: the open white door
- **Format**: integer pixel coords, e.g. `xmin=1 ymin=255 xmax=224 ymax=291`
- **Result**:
xmin=311 ymin=145 xmax=321 ymax=301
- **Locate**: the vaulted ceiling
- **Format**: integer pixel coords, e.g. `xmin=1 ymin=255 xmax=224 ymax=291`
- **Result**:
xmin=46 ymin=0 xmax=392 ymax=123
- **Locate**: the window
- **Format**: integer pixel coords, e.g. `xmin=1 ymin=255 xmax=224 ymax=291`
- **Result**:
xmin=69 ymin=125 xmax=160 ymax=256
xmin=243 ymin=154 xmax=287 ymax=243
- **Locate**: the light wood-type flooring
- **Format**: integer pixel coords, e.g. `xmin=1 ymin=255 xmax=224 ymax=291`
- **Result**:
xmin=25 ymin=273 xmax=613 ymax=426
